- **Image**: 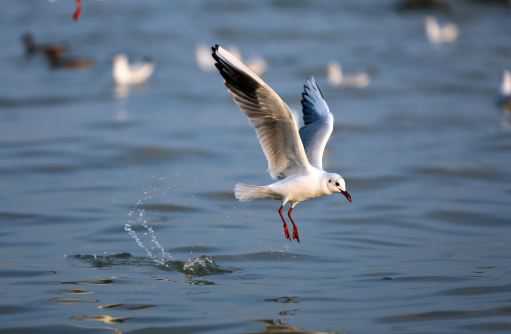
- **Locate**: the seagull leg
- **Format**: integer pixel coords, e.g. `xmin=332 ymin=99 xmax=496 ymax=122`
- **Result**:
xmin=278 ymin=206 xmax=291 ymax=240
xmin=287 ymin=207 xmax=300 ymax=242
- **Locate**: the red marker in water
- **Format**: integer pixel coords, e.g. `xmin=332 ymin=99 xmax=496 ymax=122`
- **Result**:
xmin=72 ymin=0 xmax=82 ymax=21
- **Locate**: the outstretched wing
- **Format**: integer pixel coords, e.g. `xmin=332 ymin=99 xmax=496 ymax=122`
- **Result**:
xmin=212 ymin=45 xmax=311 ymax=179
xmin=299 ymin=77 xmax=334 ymax=170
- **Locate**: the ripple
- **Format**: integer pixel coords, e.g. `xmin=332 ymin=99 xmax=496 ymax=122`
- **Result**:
xmin=428 ymin=209 xmax=509 ymax=227
xmin=0 ymin=269 xmax=56 ymax=278
xmin=168 ymin=245 xmax=223 ymax=254
xmin=373 ymin=275 xmax=469 ymax=283
xmin=49 ymin=297 xmax=98 ymax=304
xmin=442 ymin=283 xmax=511 ymax=296
xmin=0 ymin=305 xmax=33 ymax=315
xmin=216 ymin=251 xmax=329 ymax=263
xmin=197 ymin=191 xmax=235 ymax=201
xmin=380 ymin=305 xmax=511 ymax=323
xmin=413 ymin=165 xmax=506 ymax=182
xmin=349 ymin=174 xmax=408 ymax=191
xmin=0 ymin=211 xmax=93 ymax=226
xmin=140 ymin=203 xmax=201 ymax=213
xmin=264 ymin=296 xmax=300 ymax=304
xmin=71 ymin=314 xmax=128 ymax=324
xmin=462 ymin=322 xmax=511 ymax=332
xmin=61 ymin=277 xmax=117 ymax=285
xmin=70 ymin=253 xmax=232 ymax=276
xmin=334 ymin=236 xmax=412 ymax=248
xmin=0 ymin=96 xmax=78 ymax=109
xmin=98 ymin=303 xmax=155 ymax=310
xmin=0 ymin=325 xmax=107 ymax=334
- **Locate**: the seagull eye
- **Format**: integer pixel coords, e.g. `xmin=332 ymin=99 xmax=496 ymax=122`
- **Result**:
xmin=335 ymin=182 xmax=340 ymax=186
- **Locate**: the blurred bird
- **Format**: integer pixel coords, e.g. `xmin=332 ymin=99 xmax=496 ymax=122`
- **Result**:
xmin=113 ymin=54 xmax=155 ymax=86
xmin=196 ymin=44 xmax=267 ymax=76
xmin=21 ymin=32 xmax=68 ymax=57
xmin=212 ymin=45 xmax=351 ymax=242
xmin=425 ymin=16 xmax=459 ymax=44
xmin=327 ymin=62 xmax=370 ymax=88
xmin=498 ymin=70 xmax=511 ymax=112
xmin=44 ymin=48 xmax=94 ymax=70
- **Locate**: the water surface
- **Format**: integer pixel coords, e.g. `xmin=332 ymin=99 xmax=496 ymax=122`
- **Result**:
xmin=1 ymin=1 xmax=510 ymax=333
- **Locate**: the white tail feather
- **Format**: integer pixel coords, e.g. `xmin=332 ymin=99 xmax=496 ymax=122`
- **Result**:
xmin=234 ymin=183 xmax=272 ymax=201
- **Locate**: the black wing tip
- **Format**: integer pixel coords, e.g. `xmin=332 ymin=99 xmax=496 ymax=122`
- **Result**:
xmin=211 ymin=44 xmax=220 ymax=63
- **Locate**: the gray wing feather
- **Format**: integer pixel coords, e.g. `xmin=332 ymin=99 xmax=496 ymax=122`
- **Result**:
xmin=299 ymin=77 xmax=334 ymax=170
xmin=212 ymin=45 xmax=311 ymax=179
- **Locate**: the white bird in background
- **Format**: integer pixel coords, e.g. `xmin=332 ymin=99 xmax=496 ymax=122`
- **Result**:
xmin=197 ymin=44 xmax=267 ymax=76
xmin=327 ymin=62 xmax=370 ymax=89
xmin=425 ymin=16 xmax=459 ymax=44
xmin=212 ymin=45 xmax=352 ymax=242
xmin=113 ymin=54 xmax=155 ymax=86
xmin=501 ymin=70 xmax=511 ymax=97
xmin=499 ymin=70 xmax=511 ymax=111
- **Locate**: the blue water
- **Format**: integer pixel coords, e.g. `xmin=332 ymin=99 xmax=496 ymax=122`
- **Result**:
xmin=1 ymin=1 xmax=511 ymax=333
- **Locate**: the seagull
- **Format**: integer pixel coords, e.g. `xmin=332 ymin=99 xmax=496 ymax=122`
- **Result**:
xmin=498 ymin=70 xmax=511 ymax=112
xmin=113 ymin=54 xmax=155 ymax=86
xmin=327 ymin=62 xmax=370 ymax=88
xmin=211 ymin=45 xmax=352 ymax=242
xmin=425 ymin=16 xmax=459 ymax=44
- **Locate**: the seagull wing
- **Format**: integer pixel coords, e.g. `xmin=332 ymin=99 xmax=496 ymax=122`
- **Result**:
xmin=299 ymin=78 xmax=334 ymax=170
xmin=212 ymin=45 xmax=311 ymax=179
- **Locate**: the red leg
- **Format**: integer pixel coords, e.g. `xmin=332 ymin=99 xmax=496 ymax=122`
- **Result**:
xmin=287 ymin=207 xmax=300 ymax=242
xmin=73 ymin=0 xmax=82 ymax=21
xmin=278 ymin=206 xmax=290 ymax=240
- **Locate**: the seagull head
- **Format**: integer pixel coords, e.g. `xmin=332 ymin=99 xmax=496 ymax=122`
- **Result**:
xmin=325 ymin=173 xmax=352 ymax=203
xmin=113 ymin=54 xmax=129 ymax=67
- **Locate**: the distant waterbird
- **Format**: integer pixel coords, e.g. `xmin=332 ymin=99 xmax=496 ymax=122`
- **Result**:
xmin=498 ymin=70 xmax=511 ymax=112
xmin=425 ymin=16 xmax=459 ymax=44
xmin=113 ymin=54 xmax=155 ymax=86
xmin=21 ymin=32 xmax=68 ymax=57
xmin=326 ymin=62 xmax=370 ymax=89
xmin=44 ymin=48 xmax=94 ymax=70
xmin=212 ymin=45 xmax=351 ymax=242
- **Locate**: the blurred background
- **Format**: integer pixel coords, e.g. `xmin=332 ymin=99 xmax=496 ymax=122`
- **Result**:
xmin=1 ymin=1 xmax=510 ymax=333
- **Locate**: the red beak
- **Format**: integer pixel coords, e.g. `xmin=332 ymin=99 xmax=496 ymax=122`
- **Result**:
xmin=340 ymin=190 xmax=352 ymax=203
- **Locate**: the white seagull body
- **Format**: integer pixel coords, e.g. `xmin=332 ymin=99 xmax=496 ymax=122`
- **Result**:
xmin=212 ymin=45 xmax=351 ymax=242
xmin=501 ymin=70 xmax=511 ymax=97
xmin=499 ymin=70 xmax=511 ymax=111
xmin=327 ymin=62 xmax=370 ymax=88
xmin=113 ymin=54 xmax=154 ymax=86
xmin=425 ymin=16 xmax=459 ymax=44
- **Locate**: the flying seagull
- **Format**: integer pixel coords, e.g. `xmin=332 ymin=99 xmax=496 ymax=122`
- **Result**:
xmin=211 ymin=45 xmax=352 ymax=242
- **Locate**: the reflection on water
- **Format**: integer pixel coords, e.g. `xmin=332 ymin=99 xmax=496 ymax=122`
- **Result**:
xmin=250 ymin=320 xmax=334 ymax=334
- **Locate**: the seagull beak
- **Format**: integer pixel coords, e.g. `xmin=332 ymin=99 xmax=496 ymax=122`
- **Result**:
xmin=340 ymin=190 xmax=352 ymax=203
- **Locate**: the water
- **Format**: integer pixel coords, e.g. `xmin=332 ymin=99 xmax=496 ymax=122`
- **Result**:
xmin=1 ymin=1 xmax=511 ymax=333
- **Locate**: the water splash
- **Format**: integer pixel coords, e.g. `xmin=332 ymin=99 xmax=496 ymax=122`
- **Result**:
xmin=120 ymin=179 xmax=232 ymax=277
xmin=70 ymin=253 xmax=232 ymax=276
xmin=125 ymin=181 xmax=173 ymax=266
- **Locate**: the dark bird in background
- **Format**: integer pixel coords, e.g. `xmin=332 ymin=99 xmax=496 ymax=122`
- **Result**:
xmin=44 ymin=48 xmax=95 ymax=70
xmin=21 ymin=32 xmax=68 ymax=57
